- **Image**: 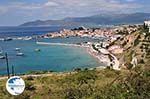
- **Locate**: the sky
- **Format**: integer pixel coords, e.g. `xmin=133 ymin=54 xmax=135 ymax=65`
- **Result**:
xmin=0 ymin=0 xmax=149 ymax=26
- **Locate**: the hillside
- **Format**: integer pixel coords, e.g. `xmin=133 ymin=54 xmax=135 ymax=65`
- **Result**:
xmin=0 ymin=67 xmax=150 ymax=99
xmin=111 ymin=25 xmax=150 ymax=70
xmin=20 ymin=13 xmax=150 ymax=27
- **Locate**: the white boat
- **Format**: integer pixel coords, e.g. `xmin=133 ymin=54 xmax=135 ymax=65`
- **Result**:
xmin=16 ymin=52 xmax=24 ymax=56
xmin=0 ymin=38 xmax=5 ymax=41
xmin=34 ymin=48 xmax=41 ymax=52
xmin=15 ymin=48 xmax=21 ymax=51
xmin=44 ymin=36 xmax=49 ymax=39
xmin=4 ymin=37 xmax=13 ymax=41
xmin=17 ymin=37 xmax=23 ymax=40
xmin=23 ymin=37 xmax=32 ymax=40
xmin=0 ymin=55 xmax=5 ymax=59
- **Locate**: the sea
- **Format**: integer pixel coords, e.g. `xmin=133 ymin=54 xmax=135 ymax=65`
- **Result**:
xmin=0 ymin=26 xmax=105 ymax=75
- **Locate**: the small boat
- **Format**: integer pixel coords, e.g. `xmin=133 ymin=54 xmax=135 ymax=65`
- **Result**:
xmin=15 ymin=48 xmax=21 ymax=51
xmin=0 ymin=38 xmax=5 ymax=41
xmin=16 ymin=52 xmax=24 ymax=56
xmin=17 ymin=37 xmax=23 ymax=40
xmin=34 ymin=48 xmax=41 ymax=52
xmin=44 ymin=36 xmax=49 ymax=39
xmin=4 ymin=37 xmax=13 ymax=41
xmin=0 ymin=55 xmax=5 ymax=59
xmin=23 ymin=37 xmax=32 ymax=40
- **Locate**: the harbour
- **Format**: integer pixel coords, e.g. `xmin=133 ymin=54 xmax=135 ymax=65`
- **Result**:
xmin=0 ymin=29 xmax=104 ymax=75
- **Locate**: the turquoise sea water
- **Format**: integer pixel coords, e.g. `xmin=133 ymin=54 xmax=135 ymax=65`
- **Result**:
xmin=0 ymin=37 xmax=105 ymax=75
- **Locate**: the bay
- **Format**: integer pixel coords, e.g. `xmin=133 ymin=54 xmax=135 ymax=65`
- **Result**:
xmin=0 ymin=26 xmax=104 ymax=75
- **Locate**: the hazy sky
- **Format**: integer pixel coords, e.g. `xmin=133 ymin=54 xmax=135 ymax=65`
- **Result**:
xmin=0 ymin=0 xmax=149 ymax=26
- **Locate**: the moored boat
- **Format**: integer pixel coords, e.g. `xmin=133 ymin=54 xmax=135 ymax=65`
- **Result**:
xmin=16 ymin=52 xmax=24 ymax=56
xmin=4 ymin=37 xmax=13 ymax=41
xmin=0 ymin=38 xmax=5 ymax=41
xmin=23 ymin=37 xmax=32 ymax=40
xmin=15 ymin=48 xmax=21 ymax=51
xmin=34 ymin=48 xmax=41 ymax=52
xmin=0 ymin=55 xmax=5 ymax=59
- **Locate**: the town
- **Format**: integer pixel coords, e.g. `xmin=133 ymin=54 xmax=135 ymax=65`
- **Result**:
xmin=43 ymin=24 xmax=140 ymax=70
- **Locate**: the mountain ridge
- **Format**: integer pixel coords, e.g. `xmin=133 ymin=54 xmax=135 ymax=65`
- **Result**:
xmin=20 ymin=12 xmax=150 ymax=27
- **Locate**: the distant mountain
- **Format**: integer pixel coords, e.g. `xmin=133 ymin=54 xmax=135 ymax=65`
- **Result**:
xmin=20 ymin=13 xmax=150 ymax=27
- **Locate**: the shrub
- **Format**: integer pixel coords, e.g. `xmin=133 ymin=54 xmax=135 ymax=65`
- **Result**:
xmin=25 ymin=82 xmax=36 ymax=91
xmin=73 ymin=68 xmax=82 ymax=72
xmin=126 ymin=63 xmax=133 ymax=70
xmin=26 ymin=76 xmax=34 ymax=81
xmin=139 ymin=59 xmax=145 ymax=64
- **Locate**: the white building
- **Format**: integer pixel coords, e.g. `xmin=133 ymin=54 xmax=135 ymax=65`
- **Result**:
xmin=144 ymin=20 xmax=150 ymax=32
xmin=98 ymin=48 xmax=110 ymax=55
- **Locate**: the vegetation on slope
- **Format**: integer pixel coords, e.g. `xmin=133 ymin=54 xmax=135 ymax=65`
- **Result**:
xmin=0 ymin=66 xmax=150 ymax=99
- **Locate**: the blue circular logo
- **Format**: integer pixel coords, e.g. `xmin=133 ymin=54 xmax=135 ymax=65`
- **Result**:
xmin=6 ymin=76 xmax=25 ymax=95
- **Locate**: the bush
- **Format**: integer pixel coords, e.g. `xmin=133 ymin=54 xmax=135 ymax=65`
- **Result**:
xmin=134 ymin=37 xmax=140 ymax=46
xmin=75 ymin=70 xmax=97 ymax=85
xmin=25 ymin=82 xmax=36 ymax=91
xmin=26 ymin=76 xmax=34 ymax=81
xmin=73 ymin=68 xmax=82 ymax=72
xmin=139 ymin=59 xmax=145 ymax=64
xmin=144 ymin=70 xmax=150 ymax=77
xmin=126 ymin=63 xmax=133 ymax=70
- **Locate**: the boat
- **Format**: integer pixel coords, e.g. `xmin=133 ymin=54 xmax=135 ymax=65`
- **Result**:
xmin=44 ymin=36 xmax=49 ymax=39
xmin=0 ymin=55 xmax=5 ymax=59
xmin=16 ymin=52 xmax=24 ymax=56
xmin=15 ymin=48 xmax=21 ymax=51
xmin=23 ymin=37 xmax=32 ymax=40
xmin=17 ymin=37 xmax=23 ymax=40
xmin=0 ymin=38 xmax=5 ymax=41
xmin=4 ymin=37 xmax=13 ymax=41
xmin=34 ymin=48 xmax=41 ymax=52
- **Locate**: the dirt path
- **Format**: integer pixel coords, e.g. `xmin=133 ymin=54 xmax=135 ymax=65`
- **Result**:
xmin=0 ymin=72 xmax=74 ymax=80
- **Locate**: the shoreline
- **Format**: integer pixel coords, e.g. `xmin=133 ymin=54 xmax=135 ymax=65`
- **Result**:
xmin=85 ymin=46 xmax=109 ymax=67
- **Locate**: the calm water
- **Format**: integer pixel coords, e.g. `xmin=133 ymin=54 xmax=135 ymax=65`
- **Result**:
xmin=0 ymin=26 xmax=73 ymax=37
xmin=0 ymin=26 xmax=104 ymax=75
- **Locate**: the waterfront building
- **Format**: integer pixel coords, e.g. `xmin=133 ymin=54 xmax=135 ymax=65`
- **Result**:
xmin=144 ymin=20 xmax=150 ymax=32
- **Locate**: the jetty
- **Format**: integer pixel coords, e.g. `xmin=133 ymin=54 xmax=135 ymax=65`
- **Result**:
xmin=36 ymin=42 xmax=82 ymax=47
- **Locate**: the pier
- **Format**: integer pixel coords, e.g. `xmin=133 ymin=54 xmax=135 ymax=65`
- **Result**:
xmin=36 ymin=42 xmax=82 ymax=47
